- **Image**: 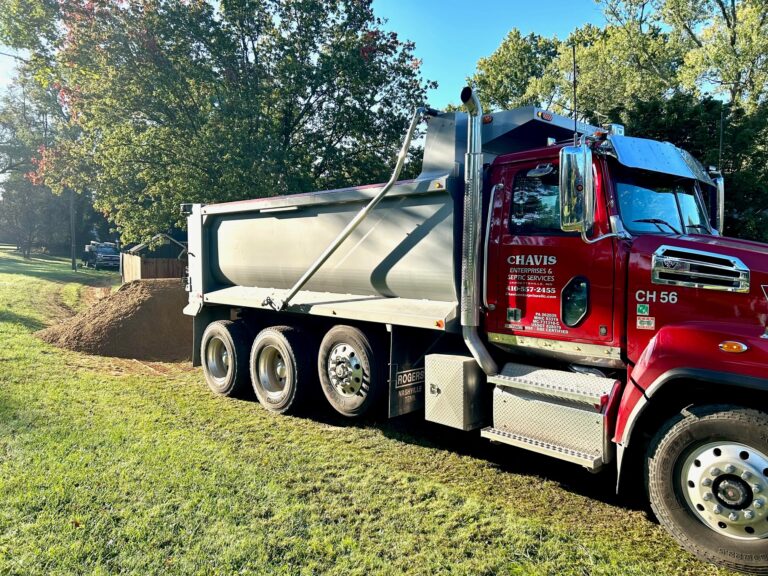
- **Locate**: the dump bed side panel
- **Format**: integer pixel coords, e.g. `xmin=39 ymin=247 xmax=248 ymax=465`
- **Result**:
xmin=208 ymin=177 xmax=461 ymax=303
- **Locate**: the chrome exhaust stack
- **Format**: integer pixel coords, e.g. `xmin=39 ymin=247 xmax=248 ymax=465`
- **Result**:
xmin=460 ymin=87 xmax=498 ymax=376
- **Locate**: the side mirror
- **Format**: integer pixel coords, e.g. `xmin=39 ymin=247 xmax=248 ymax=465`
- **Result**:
xmin=707 ymin=170 xmax=725 ymax=234
xmin=559 ymin=143 xmax=594 ymax=234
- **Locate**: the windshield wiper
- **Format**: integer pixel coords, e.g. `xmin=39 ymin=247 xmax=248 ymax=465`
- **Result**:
xmin=633 ymin=218 xmax=681 ymax=235
xmin=684 ymin=223 xmax=710 ymax=234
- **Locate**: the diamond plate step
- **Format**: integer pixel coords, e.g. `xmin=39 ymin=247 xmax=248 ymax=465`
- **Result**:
xmin=481 ymin=427 xmax=603 ymax=470
xmin=488 ymin=362 xmax=617 ymax=406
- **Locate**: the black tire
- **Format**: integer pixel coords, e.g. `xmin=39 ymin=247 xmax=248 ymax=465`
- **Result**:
xmin=646 ymin=405 xmax=768 ymax=574
xmin=250 ymin=326 xmax=314 ymax=414
xmin=317 ymin=325 xmax=385 ymax=418
xmin=200 ymin=320 xmax=252 ymax=397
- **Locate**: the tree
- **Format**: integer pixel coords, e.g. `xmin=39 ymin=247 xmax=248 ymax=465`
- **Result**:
xmin=466 ymin=20 xmax=682 ymax=125
xmin=597 ymin=0 xmax=768 ymax=239
xmin=468 ymin=29 xmax=559 ymax=111
xmin=528 ymin=22 xmax=681 ymax=124
xmin=0 ymin=78 xmax=108 ymax=256
xmin=601 ymin=0 xmax=768 ymax=109
xmin=0 ymin=174 xmax=49 ymax=257
xmin=1 ymin=0 xmax=435 ymax=243
xmin=461 ymin=1 xmax=768 ymax=242
xmin=660 ymin=0 xmax=768 ymax=108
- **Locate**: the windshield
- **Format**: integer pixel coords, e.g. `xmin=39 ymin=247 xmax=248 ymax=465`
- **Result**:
xmin=96 ymin=246 xmax=118 ymax=255
xmin=613 ymin=166 xmax=712 ymax=235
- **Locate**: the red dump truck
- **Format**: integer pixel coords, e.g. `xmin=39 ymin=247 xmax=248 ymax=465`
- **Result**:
xmin=183 ymin=87 xmax=768 ymax=573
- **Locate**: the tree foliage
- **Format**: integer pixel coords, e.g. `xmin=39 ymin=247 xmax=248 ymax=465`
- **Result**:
xmin=463 ymin=0 xmax=768 ymax=241
xmin=0 ymin=0 xmax=434 ymax=242
xmin=3 ymin=0 xmax=767 ymax=243
xmin=469 ymin=30 xmax=559 ymax=111
xmin=0 ymin=80 xmax=107 ymax=256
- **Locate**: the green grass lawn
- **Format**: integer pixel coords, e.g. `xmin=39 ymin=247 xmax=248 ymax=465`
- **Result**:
xmin=0 ymin=245 xmax=738 ymax=576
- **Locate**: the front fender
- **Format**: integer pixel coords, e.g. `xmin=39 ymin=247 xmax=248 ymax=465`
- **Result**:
xmin=616 ymin=321 xmax=768 ymax=447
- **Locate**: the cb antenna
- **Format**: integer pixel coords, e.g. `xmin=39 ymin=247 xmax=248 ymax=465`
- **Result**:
xmin=572 ymin=43 xmax=578 ymax=145
xmin=718 ymin=101 xmax=724 ymax=171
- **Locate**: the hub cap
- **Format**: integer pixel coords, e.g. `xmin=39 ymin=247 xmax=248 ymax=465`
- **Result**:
xmin=681 ymin=442 xmax=768 ymax=540
xmin=205 ymin=336 xmax=230 ymax=384
xmin=257 ymin=345 xmax=287 ymax=396
xmin=327 ymin=344 xmax=364 ymax=397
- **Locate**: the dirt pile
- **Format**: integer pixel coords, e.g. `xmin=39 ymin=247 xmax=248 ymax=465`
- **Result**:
xmin=39 ymin=279 xmax=192 ymax=361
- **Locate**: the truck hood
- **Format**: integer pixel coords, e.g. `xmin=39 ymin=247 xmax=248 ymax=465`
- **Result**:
xmin=626 ymin=234 xmax=768 ymax=362
xmin=674 ymin=234 xmax=768 ymax=263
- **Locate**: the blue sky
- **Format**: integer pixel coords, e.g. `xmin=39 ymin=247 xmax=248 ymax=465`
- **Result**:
xmin=0 ymin=1 xmax=605 ymax=106
xmin=372 ymin=0 xmax=606 ymax=108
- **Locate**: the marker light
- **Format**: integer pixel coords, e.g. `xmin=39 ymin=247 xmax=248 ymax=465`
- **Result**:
xmin=719 ymin=341 xmax=748 ymax=353
xmin=536 ymin=111 xmax=553 ymax=122
xmin=482 ymin=114 xmax=494 ymax=124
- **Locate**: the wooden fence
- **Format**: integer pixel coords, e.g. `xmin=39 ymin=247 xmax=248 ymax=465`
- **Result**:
xmin=121 ymin=253 xmax=186 ymax=283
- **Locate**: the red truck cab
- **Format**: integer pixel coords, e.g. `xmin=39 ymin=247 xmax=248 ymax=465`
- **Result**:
xmin=482 ymin=134 xmax=768 ymax=570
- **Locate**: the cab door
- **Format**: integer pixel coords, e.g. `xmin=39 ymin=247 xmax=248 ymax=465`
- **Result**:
xmin=485 ymin=158 xmax=616 ymax=355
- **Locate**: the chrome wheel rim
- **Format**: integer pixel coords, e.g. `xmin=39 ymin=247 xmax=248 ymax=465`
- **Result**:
xmin=257 ymin=345 xmax=287 ymax=397
xmin=681 ymin=441 xmax=768 ymax=540
xmin=327 ymin=343 xmax=365 ymax=397
xmin=205 ymin=336 xmax=230 ymax=385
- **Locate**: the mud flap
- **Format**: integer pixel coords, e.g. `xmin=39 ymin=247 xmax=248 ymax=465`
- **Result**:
xmin=388 ymin=325 xmax=447 ymax=418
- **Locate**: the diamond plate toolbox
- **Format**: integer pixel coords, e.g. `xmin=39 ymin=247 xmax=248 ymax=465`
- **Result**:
xmin=425 ymin=354 xmax=488 ymax=431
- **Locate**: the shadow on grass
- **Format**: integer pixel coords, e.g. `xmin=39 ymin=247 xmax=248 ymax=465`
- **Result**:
xmin=226 ymin=389 xmax=649 ymax=514
xmin=0 ymin=245 xmax=118 ymax=287
xmin=0 ymin=309 xmax=46 ymax=331
xmin=377 ymin=412 xmax=649 ymax=510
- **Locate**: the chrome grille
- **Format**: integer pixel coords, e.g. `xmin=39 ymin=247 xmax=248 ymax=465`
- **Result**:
xmin=652 ymin=245 xmax=750 ymax=293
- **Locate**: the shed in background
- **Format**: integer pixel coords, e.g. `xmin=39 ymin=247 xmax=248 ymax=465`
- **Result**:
xmin=121 ymin=233 xmax=187 ymax=283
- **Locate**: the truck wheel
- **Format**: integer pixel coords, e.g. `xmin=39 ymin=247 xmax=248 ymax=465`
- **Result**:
xmin=250 ymin=326 xmax=313 ymax=414
xmin=646 ymin=405 xmax=768 ymax=574
xmin=201 ymin=320 xmax=252 ymax=397
xmin=318 ymin=325 xmax=384 ymax=417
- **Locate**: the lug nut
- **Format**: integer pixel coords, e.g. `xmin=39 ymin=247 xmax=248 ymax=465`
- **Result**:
xmin=753 ymin=484 xmax=763 ymax=494
xmin=754 ymin=499 xmax=764 ymax=509
xmin=745 ymin=510 xmax=755 ymax=520
xmin=725 ymin=464 xmax=736 ymax=474
xmin=703 ymin=492 xmax=713 ymax=501
xmin=711 ymin=467 xmax=722 ymax=476
xmin=713 ymin=505 xmax=722 ymax=514
xmin=742 ymin=471 xmax=753 ymax=480
xmin=702 ymin=478 xmax=713 ymax=487
xmin=728 ymin=512 xmax=739 ymax=521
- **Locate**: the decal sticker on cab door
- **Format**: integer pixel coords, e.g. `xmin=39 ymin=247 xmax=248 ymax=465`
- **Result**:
xmin=637 ymin=316 xmax=656 ymax=330
xmin=506 ymin=254 xmax=558 ymax=300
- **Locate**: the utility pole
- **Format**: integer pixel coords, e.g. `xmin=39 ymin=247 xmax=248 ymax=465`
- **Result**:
xmin=70 ymin=189 xmax=76 ymax=271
